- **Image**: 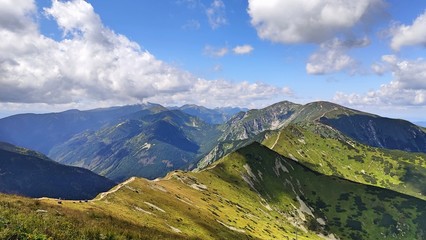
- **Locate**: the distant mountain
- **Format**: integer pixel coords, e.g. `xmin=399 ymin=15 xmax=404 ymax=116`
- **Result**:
xmin=308 ymin=102 xmax=426 ymax=153
xmin=0 ymin=142 xmax=114 ymax=200
xmin=3 ymin=100 xmax=426 ymax=184
xmin=49 ymin=109 xmax=221 ymax=181
xmin=198 ymin=100 xmax=426 ymax=171
xmin=172 ymin=104 xmax=246 ymax=124
xmin=3 ymin=142 xmax=424 ymax=239
xmin=0 ymin=104 xmax=161 ymax=154
xmin=218 ymin=101 xmax=300 ymax=141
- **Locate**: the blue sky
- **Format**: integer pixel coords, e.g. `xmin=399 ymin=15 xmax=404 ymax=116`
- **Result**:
xmin=1 ymin=0 xmax=426 ymax=121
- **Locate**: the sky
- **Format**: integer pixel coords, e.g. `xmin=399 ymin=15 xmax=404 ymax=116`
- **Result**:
xmin=1 ymin=0 xmax=426 ymax=121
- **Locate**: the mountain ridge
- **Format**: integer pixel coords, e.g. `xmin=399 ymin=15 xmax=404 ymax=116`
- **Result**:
xmin=198 ymin=100 xmax=426 ymax=168
xmin=1 ymin=142 xmax=424 ymax=239
xmin=0 ymin=142 xmax=115 ymax=200
xmin=49 ymin=108 xmax=221 ymax=181
xmin=2 ymin=100 xmax=426 ymax=184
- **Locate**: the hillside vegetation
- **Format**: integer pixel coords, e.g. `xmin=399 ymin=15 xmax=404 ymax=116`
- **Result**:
xmin=1 ymin=143 xmax=424 ymax=239
xmin=198 ymin=101 xmax=426 ymax=169
xmin=263 ymin=123 xmax=426 ymax=200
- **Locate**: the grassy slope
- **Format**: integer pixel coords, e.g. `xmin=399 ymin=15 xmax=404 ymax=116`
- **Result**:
xmin=0 ymin=194 xmax=185 ymax=240
xmin=1 ymin=143 xmax=425 ymax=239
xmin=263 ymin=123 xmax=426 ymax=200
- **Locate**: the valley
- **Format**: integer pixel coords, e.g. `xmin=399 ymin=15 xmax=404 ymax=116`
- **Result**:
xmin=0 ymin=100 xmax=425 ymax=239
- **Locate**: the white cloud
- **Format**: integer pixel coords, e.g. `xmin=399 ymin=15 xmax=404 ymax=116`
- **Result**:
xmin=371 ymin=63 xmax=387 ymax=75
xmin=307 ymin=51 xmax=354 ymax=75
xmin=205 ymin=44 xmax=254 ymax=57
xmin=206 ymin=0 xmax=227 ymax=29
xmin=248 ymin=0 xmax=384 ymax=75
xmin=247 ymin=0 xmax=386 ymax=44
xmin=0 ymin=0 xmax=292 ymax=110
xmin=390 ymin=10 xmax=426 ymax=50
xmin=306 ymin=38 xmax=369 ymax=75
xmin=0 ymin=0 xmax=36 ymax=33
xmin=371 ymin=54 xmax=396 ymax=75
xmin=334 ymin=55 xmax=426 ymax=106
xmin=204 ymin=45 xmax=228 ymax=57
xmin=147 ymin=79 xmax=293 ymax=108
xmin=0 ymin=0 xmax=195 ymax=104
xmin=233 ymin=45 xmax=254 ymax=55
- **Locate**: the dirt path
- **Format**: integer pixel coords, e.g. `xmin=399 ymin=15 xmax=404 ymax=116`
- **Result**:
xmin=92 ymin=177 xmax=136 ymax=201
xmin=271 ymin=131 xmax=282 ymax=149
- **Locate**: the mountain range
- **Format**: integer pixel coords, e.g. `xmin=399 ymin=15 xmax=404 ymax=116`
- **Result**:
xmin=49 ymin=109 xmax=221 ymax=181
xmin=198 ymin=101 xmax=426 ymax=168
xmin=0 ymin=100 xmax=425 ymax=238
xmin=1 ymin=100 xmax=425 ymax=183
xmin=0 ymin=104 xmax=159 ymax=154
xmin=1 ymin=142 xmax=424 ymax=239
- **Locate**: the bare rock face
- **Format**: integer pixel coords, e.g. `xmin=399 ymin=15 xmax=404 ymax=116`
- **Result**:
xmin=219 ymin=101 xmax=301 ymax=142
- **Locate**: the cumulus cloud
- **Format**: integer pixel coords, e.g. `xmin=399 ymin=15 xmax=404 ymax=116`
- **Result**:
xmin=204 ymin=44 xmax=255 ymax=57
xmin=0 ymin=0 xmax=36 ymax=33
xmin=0 ymin=0 xmax=195 ymax=104
xmin=233 ymin=45 xmax=254 ymax=55
xmin=0 ymin=0 xmax=291 ymax=109
xmin=390 ymin=10 xmax=426 ymax=50
xmin=307 ymin=38 xmax=369 ymax=75
xmin=147 ymin=79 xmax=293 ymax=108
xmin=370 ymin=55 xmax=396 ymax=75
xmin=248 ymin=0 xmax=385 ymax=75
xmin=203 ymin=45 xmax=228 ymax=57
xmin=247 ymin=0 xmax=386 ymax=44
xmin=206 ymin=0 xmax=227 ymax=29
xmin=334 ymin=55 xmax=426 ymax=106
xmin=371 ymin=63 xmax=387 ymax=75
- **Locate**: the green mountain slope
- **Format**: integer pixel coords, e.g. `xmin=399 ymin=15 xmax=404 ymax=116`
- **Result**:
xmin=263 ymin=123 xmax=426 ymax=200
xmin=2 ymin=143 xmax=425 ymax=239
xmin=0 ymin=142 xmax=114 ymax=200
xmin=49 ymin=110 xmax=221 ymax=181
xmin=198 ymin=100 xmax=426 ymax=170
